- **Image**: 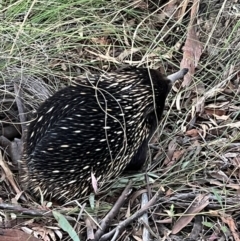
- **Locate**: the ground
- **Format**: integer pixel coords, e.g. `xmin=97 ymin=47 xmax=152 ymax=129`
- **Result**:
xmin=0 ymin=0 xmax=240 ymax=240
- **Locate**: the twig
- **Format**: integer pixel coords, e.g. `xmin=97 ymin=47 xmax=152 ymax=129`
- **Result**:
xmin=0 ymin=203 xmax=75 ymax=221
xmin=86 ymin=216 xmax=95 ymax=240
xmin=0 ymin=152 xmax=23 ymax=197
xmin=94 ymin=181 xmax=133 ymax=240
xmin=140 ymin=219 xmax=159 ymax=239
xmin=14 ymin=83 xmax=27 ymax=141
xmin=74 ymin=203 xmax=86 ymax=230
xmin=189 ymin=215 xmax=203 ymax=239
xmin=140 ymin=192 xmax=150 ymax=241
xmin=99 ymin=191 xmax=160 ymax=241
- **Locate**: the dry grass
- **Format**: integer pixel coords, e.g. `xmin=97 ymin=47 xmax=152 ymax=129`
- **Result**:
xmin=0 ymin=0 xmax=240 ymax=240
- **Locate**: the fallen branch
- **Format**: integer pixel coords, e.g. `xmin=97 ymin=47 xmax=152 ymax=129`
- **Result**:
xmin=94 ymin=181 xmax=133 ymax=240
xmin=99 ymin=191 xmax=160 ymax=241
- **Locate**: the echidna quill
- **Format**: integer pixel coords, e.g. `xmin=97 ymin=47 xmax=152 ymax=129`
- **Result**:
xmin=22 ymin=66 xmax=188 ymax=202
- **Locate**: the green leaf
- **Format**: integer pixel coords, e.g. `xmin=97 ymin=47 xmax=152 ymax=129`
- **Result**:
xmin=89 ymin=193 xmax=95 ymax=210
xmin=53 ymin=211 xmax=80 ymax=241
xmin=221 ymin=225 xmax=229 ymax=233
xmin=212 ymin=188 xmax=223 ymax=207
xmin=202 ymin=221 xmax=214 ymax=228
xmin=46 ymin=202 xmax=53 ymax=208
xmin=182 ymin=161 xmax=190 ymax=169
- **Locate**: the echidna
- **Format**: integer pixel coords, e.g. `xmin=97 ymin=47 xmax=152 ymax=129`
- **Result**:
xmin=22 ymin=66 xmax=188 ymax=202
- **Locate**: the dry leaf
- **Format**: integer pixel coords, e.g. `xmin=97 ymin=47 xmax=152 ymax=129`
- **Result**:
xmin=91 ymin=37 xmax=109 ymax=45
xmin=172 ymin=194 xmax=209 ymax=234
xmin=205 ymin=108 xmax=226 ymax=116
xmin=132 ymin=235 xmax=143 ymax=241
xmin=177 ymin=0 xmax=190 ymax=23
xmin=0 ymin=229 xmax=39 ymax=241
xmin=206 ymin=102 xmax=229 ymax=108
xmin=91 ymin=172 xmax=98 ymax=194
xmin=31 ymin=226 xmax=55 ymax=241
xmin=162 ymin=0 xmax=190 ymax=23
xmin=164 ymin=138 xmax=178 ymax=165
xmin=185 ymin=129 xmax=201 ymax=137
xmin=231 ymin=156 xmax=240 ymax=179
xmin=86 ymin=217 xmax=95 ymax=240
xmin=220 ymin=215 xmax=240 ymax=241
xmin=132 ymin=0 xmax=148 ymax=10
xmin=163 ymin=0 xmax=178 ymax=19
xmin=208 ymin=171 xmax=230 ymax=182
xmin=209 ymin=180 xmax=240 ymax=190
xmin=0 ymin=152 xmax=22 ymax=196
xmin=181 ymin=0 xmax=203 ymax=87
xmin=171 ymin=150 xmax=185 ymax=162
xmin=166 ymin=188 xmax=174 ymax=196
xmin=195 ymin=96 xmax=205 ymax=116
xmin=212 ymin=114 xmax=229 ymax=121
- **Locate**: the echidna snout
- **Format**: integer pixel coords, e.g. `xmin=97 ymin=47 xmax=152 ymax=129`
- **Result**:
xmin=22 ymin=67 xmax=188 ymax=202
